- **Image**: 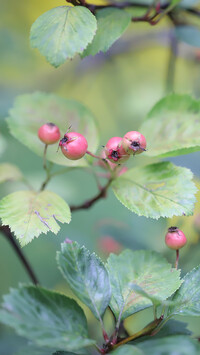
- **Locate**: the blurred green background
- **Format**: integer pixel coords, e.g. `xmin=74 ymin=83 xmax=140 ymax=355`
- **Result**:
xmin=1 ymin=0 xmax=200 ymax=353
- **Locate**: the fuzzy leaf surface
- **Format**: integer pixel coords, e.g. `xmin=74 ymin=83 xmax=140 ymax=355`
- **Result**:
xmin=30 ymin=6 xmax=97 ymax=67
xmin=0 ymin=163 xmax=23 ymax=183
xmin=6 ymin=92 xmax=98 ymax=167
xmin=169 ymin=265 xmax=200 ymax=316
xmin=0 ymin=285 xmax=95 ymax=352
xmin=112 ymin=162 xmax=197 ymax=219
xmin=82 ymin=8 xmax=131 ymax=57
xmin=57 ymin=242 xmax=111 ymax=319
xmin=140 ymin=94 xmax=200 ymax=157
xmin=0 ymin=190 xmax=71 ymax=246
xmin=107 ymin=250 xmax=181 ymax=320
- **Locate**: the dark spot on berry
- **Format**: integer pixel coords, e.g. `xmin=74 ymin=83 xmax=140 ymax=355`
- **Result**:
xmin=131 ymin=141 xmax=140 ymax=148
xmin=111 ymin=150 xmax=119 ymax=159
xmin=60 ymin=137 xmax=68 ymax=145
xmin=47 ymin=122 xmax=56 ymax=127
xmin=168 ymin=226 xmax=178 ymax=232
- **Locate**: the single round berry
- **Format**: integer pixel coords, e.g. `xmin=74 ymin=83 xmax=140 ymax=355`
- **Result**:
xmin=122 ymin=131 xmax=146 ymax=155
xmin=59 ymin=132 xmax=88 ymax=160
xmin=104 ymin=137 xmax=130 ymax=163
xmin=38 ymin=123 xmax=60 ymax=145
xmin=98 ymin=236 xmax=122 ymax=255
xmin=165 ymin=226 xmax=187 ymax=250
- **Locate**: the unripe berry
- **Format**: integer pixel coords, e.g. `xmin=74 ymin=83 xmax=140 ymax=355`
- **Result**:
xmin=38 ymin=123 xmax=61 ymax=145
xmin=104 ymin=137 xmax=129 ymax=164
xmin=165 ymin=226 xmax=187 ymax=250
xmin=59 ymin=132 xmax=88 ymax=160
xmin=122 ymin=131 xmax=146 ymax=155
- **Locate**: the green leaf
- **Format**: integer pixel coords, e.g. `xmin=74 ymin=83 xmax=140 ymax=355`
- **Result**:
xmin=57 ymin=241 xmax=111 ymax=320
xmin=111 ymin=336 xmax=200 ymax=354
xmin=82 ymin=8 xmax=131 ymax=57
xmin=106 ymin=250 xmax=181 ymax=320
xmin=180 ymin=0 xmax=200 ymax=7
xmin=169 ymin=265 xmax=200 ymax=316
xmin=30 ymin=6 xmax=97 ymax=67
xmin=136 ymin=336 xmax=200 ymax=355
xmin=112 ymin=162 xmax=197 ymax=219
xmin=0 ymin=285 xmax=95 ymax=352
xmin=0 ymin=163 xmax=23 ymax=184
xmin=7 ymin=92 xmax=99 ymax=167
xmin=175 ymin=26 xmax=200 ymax=48
xmin=140 ymin=94 xmax=200 ymax=158
xmin=0 ymin=190 xmax=71 ymax=246
xmin=111 ymin=345 xmax=143 ymax=355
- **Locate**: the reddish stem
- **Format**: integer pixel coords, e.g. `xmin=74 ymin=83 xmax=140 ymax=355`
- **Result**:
xmin=175 ymin=249 xmax=179 ymax=269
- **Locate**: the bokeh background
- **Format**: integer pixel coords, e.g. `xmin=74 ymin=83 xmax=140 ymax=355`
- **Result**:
xmin=1 ymin=0 xmax=200 ymax=353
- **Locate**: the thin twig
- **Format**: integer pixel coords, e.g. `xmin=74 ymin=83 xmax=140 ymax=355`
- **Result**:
xmin=175 ymin=249 xmax=179 ymax=269
xmin=0 ymin=225 xmax=39 ymax=285
xmin=113 ymin=316 xmax=163 ymax=349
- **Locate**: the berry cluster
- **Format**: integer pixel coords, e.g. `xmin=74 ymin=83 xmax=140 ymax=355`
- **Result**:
xmin=38 ymin=124 xmax=146 ymax=164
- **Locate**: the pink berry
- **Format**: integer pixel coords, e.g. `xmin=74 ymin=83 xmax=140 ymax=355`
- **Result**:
xmin=122 ymin=131 xmax=146 ymax=155
xmin=59 ymin=132 xmax=88 ymax=160
xmin=38 ymin=123 xmax=60 ymax=145
xmin=104 ymin=137 xmax=130 ymax=163
xmin=98 ymin=236 xmax=122 ymax=255
xmin=97 ymin=150 xmax=118 ymax=171
xmin=165 ymin=227 xmax=187 ymax=250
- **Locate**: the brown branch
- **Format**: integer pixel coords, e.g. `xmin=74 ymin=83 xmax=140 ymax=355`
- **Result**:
xmin=0 ymin=225 xmax=39 ymax=285
xmin=70 ymin=178 xmax=113 ymax=211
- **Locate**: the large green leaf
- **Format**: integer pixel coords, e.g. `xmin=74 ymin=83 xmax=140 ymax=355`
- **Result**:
xmin=107 ymin=250 xmax=181 ymax=320
xmin=30 ymin=6 xmax=97 ymax=67
xmin=0 ymin=190 xmax=71 ymax=246
xmin=111 ymin=345 xmax=143 ymax=355
xmin=57 ymin=242 xmax=111 ymax=320
xmin=136 ymin=336 xmax=200 ymax=355
xmin=168 ymin=265 xmax=200 ymax=316
xmin=111 ymin=336 xmax=200 ymax=354
xmin=7 ymin=92 xmax=99 ymax=167
xmin=140 ymin=94 xmax=200 ymax=158
xmin=0 ymin=285 xmax=95 ymax=352
xmin=175 ymin=26 xmax=200 ymax=48
xmin=82 ymin=8 xmax=131 ymax=57
xmin=112 ymin=162 xmax=197 ymax=219
xmin=0 ymin=163 xmax=23 ymax=183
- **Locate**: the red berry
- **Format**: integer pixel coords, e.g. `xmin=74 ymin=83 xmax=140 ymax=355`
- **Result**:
xmin=165 ymin=226 xmax=187 ymax=250
xmin=59 ymin=132 xmax=88 ymax=160
xmin=98 ymin=236 xmax=122 ymax=255
xmin=104 ymin=137 xmax=130 ymax=163
xmin=38 ymin=123 xmax=61 ymax=145
xmin=122 ymin=131 xmax=146 ymax=155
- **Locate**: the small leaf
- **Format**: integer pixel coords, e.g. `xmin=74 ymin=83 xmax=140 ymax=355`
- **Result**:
xmin=7 ymin=92 xmax=99 ymax=167
xmin=30 ymin=6 xmax=97 ymax=67
xmin=0 ymin=285 xmax=95 ymax=352
xmin=175 ymin=26 xmax=200 ymax=48
xmin=0 ymin=163 xmax=23 ymax=184
xmin=107 ymin=250 xmax=181 ymax=320
xmin=140 ymin=94 xmax=200 ymax=157
xmin=57 ymin=241 xmax=111 ymax=320
xmin=82 ymin=8 xmax=131 ymax=57
xmin=0 ymin=190 xmax=71 ymax=246
xmin=112 ymin=162 xmax=197 ymax=219
xmin=169 ymin=265 xmax=200 ymax=316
